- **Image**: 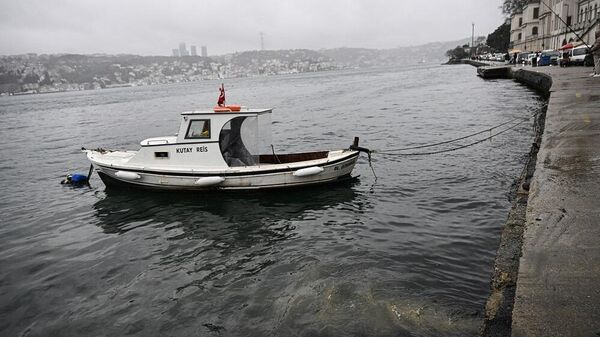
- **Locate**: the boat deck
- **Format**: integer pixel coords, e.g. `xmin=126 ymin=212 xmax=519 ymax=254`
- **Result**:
xmin=87 ymin=149 xmax=353 ymax=173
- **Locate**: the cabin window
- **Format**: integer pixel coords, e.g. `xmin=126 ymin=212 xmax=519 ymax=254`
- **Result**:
xmin=155 ymin=152 xmax=169 ymax=159
xmin=185 ymin=119 xmax=210 ymax=139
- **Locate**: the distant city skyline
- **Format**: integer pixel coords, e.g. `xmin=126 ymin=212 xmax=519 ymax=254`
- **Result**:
xmin=171 ymin=42 xmax=205 ymax=57
xmin=0 ymin=0 xmax=505 ymax=56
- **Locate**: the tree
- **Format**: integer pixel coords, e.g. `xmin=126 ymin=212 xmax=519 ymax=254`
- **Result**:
xmin=22 ymin=72 xmax=40 ymax=84
xmin=487 ymin=22 xmax=511 ymax=52
xmin=501 ymin=0 xmax=528 ymax=16
xmin=446 ymin=46 xmax=469 ymax=60
xmin=39 ymin=71 xmax=53 ymax=85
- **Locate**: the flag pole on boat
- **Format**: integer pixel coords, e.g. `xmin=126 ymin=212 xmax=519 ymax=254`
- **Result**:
xmin=218 ymin=83 xmax=226 ymax=106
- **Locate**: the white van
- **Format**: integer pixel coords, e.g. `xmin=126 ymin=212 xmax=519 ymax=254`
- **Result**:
xmin=570 ymin=46 xmax=590 ymax=66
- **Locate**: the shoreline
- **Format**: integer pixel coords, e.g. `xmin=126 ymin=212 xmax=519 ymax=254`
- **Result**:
xmin=454 ymin=61 xmax=552 ymax=336
xmin=462 ymin=62 xmax=600 ymax=336
xmin=480 ymin=87 xmax=547 ymax=337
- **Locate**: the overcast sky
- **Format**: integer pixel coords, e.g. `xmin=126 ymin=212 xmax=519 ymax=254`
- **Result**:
xmin=0 ymin=0 xmax=505 ymax=56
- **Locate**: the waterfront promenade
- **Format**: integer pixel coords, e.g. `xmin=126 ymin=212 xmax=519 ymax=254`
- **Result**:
xmin=509 ymin=66 xmax=600 ymax=336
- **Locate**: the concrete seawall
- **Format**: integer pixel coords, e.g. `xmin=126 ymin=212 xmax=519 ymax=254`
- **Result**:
xmin=476 ymin=65 xmax=553 ymax=95
xmin=471 ymin=65 xmax=600 ymax=336
xmin=477 ymin=65 xmax=550 ymax=337
xmin=445 ymin=59 xmax=497 ymax=68
xmin=511 ymin=67 xmax=600 ymax=337
xmin=509 ymin=69 xmax=552 ymax=96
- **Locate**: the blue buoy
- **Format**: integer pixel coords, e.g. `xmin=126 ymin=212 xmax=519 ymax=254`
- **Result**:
xmin=70 ymin=174 xmax=88 ymax=184
xmin=61 ymin=173 xmax=88 ymax=185
xmin=61 ymin=164 xmax=94 ymax=186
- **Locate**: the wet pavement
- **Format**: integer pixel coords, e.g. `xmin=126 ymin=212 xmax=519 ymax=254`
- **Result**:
xmin=510 ymin=66 xmax=600 ymax=336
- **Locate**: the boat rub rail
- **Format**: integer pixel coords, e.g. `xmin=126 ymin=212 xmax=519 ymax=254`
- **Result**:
xmin=93 ymin=151 xmax=359 ymax=177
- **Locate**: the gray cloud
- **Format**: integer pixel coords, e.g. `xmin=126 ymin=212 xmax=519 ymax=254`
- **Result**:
xmin=0 ymin=0 xmax=505 ymax=55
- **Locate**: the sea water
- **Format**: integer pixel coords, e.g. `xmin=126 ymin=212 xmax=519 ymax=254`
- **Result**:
xmin=0 ymin=64 xmax=544 ymax=337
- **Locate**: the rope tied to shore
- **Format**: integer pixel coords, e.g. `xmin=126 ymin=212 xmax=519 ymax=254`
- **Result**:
xmin=373 ymin=113 xmax=537 ymax=157
xmin=365 ymin=149 xmax=378 ymax=181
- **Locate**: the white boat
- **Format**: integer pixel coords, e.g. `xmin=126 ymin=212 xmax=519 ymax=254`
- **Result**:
xmin=84 ymin=106 xmax=367 ymax=190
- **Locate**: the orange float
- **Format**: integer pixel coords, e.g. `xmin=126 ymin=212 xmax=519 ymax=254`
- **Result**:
xmin=213 ymin=105 xmax=241 ymax=112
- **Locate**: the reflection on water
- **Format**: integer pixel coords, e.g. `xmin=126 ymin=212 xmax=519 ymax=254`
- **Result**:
xmin=93 ymin=182 xmax=365 ymax=285
xmin=94 ymin=179 xmax=362 ymax=235
xmin=0 ymin=65 xmax=544 ymax=337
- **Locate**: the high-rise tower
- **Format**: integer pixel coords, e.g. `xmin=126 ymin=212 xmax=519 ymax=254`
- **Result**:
xmin=179 ymin=42 xmax=188 ymax=57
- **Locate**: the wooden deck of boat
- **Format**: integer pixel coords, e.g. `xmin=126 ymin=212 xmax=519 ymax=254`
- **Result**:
xmin=259 ymin=151 xmax=328 ymax=164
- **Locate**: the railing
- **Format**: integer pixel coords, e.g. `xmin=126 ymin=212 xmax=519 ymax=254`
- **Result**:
xmin=144 ymin=139 xmax=170 ymax=146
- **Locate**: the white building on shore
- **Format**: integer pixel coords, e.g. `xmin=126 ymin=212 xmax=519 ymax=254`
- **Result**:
xmin=509 ymin=0 xmax=599 ymax=52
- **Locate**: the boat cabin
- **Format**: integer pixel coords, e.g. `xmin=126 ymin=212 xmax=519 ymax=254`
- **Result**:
xmin=128 ymin=108 xmax=277 ymax=168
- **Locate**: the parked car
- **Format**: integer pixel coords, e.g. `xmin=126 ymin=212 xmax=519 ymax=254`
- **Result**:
xmin=570 ymin=46 xmax=590 ymax=66
xmin=517 ymin=52 xmax=530 ymax=64
xmin=526 ymin=53 xmax=537 ymax=65
xmin=538 ymin=51 xmax=560 ymax=66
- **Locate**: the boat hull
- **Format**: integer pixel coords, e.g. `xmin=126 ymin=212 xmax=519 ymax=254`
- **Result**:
xmin=91 ymin=151 xmax=359 ymax=191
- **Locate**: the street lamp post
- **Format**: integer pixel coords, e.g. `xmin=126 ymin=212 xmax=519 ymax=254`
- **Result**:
xmin=471 ymin=22 xmax=475 ymax=58
xmin=541 ymin=16 xmax=545 ymax=50
xmin=563 ymin=4 xmax=569 ymax=44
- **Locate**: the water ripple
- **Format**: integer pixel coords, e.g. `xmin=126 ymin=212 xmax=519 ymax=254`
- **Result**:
xmin=0 ymin=65 xmax=544 ymax=337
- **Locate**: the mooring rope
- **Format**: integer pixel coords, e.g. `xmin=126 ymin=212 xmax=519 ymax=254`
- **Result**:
xmin=376 ymin=118 xmax=531 ymax=156
xmin=357 ymin=114 xmax=538 ymax=181
xmin=365 ymin=150 xmax=378 ymax=180
xmin=377 ymin=116 xmax=528 ymax=153
xmin=371 ymin=113 xmax=537 ymax=157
